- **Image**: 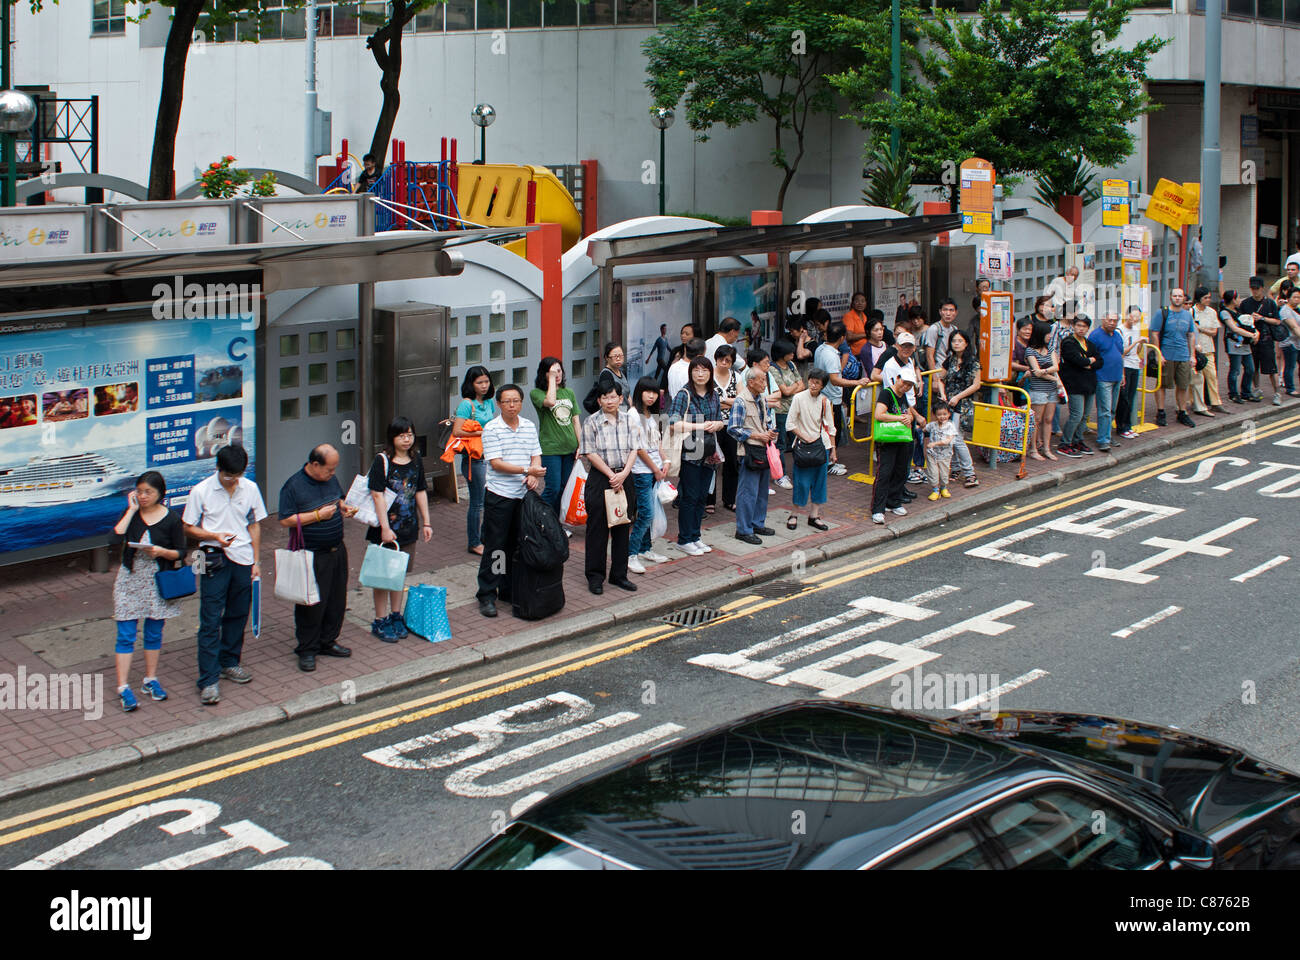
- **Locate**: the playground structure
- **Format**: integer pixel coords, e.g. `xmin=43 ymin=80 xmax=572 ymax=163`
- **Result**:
xmin=321 ymin=137 xmax=585 ymax=257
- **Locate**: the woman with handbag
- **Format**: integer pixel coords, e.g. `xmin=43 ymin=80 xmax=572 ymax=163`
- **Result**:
xmin=1191 ymin=286 xmax=1225 ymax=415
xmin=669 ymin=356 xmax=726 ymax=556
xmin=366 ymin=416 xmax=432 ymax=641
xmin=785 ymin=368 xmax=836 ymax=531
xmin=937 ymin=329 xmax=981 ymax=487
xmin=1025 ymin=321 xmax=1063 ymax=461
xmin=768 ymin=339 xmax=804 ymax=482
xmin=627 ymin=377 xmax=671 ymax=573
xmin=453 ymin=366 xmax=497 ymax=556
xmin=871 ymin=371 xmax=921 ymax=524
xmin=110 ymin=471 xmax=187 ymax=712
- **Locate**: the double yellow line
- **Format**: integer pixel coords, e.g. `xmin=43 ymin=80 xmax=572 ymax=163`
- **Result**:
xmin=2 ymin=414 xmax=1296 ymax=849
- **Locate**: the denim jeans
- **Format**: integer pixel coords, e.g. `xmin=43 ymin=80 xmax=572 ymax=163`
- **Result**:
xmin=676 ymin=461 xmax=710 ymax=544
xmin=952 ymin=438 xmax=974 ymax=477
xmin=196 ymin=560 xmax=252 ymax=690
xmin=1227 ymin=352 xmax=1255 ymax=398
xmin=1283 ymin=345 xmax=1298 ymax=393
xmin=116 ymin=618 xmax=164 ymax=654
xmin=1095 ymin=379 xmax=1119 ymax=447
xmin=1063 ymin=393 xmax=1089 ymax=445
xmin=1116 ymin=369 xmax=1141 ymax=431
xmin=462 ymin=454 xmax=487 ymax=548
xmin=628 ymin=472 xmax=656 ymax=556
xmin=540 ymin=453 xmax=575 ymax=515
xmin=735 ymin=461 xmax=770 ymax=535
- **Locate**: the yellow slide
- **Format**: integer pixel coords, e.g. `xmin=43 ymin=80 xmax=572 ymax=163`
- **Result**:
xmin=456 ymin=163 xmax=582 ymax=256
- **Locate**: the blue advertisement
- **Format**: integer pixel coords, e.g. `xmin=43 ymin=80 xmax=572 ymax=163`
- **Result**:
xmin=0 ymin=316 xmax=256 ymax=559
xmin=716 ymin=270 xmax=778 ymax=348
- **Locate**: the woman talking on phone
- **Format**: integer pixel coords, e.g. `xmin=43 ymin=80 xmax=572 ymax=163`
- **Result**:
xmin=110 ymin=471 xmax=187 ymax=713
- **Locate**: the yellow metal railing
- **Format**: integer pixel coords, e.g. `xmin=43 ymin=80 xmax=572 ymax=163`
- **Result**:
xmin=1133 ymin=342 xmax=1164 ymax=434
xmin=847 ymin=381 xmax=880 ymax=483
xmin=968 ymin=381 xmax=1032 ymax=479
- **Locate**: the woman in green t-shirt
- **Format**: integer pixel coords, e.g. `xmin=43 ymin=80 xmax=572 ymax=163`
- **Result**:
xmin=530 ymin=357 xmax=580 ymax=514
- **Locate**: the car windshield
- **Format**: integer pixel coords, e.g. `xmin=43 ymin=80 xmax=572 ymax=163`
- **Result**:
xmin=460 ymin=824 xmax=630 ymax=871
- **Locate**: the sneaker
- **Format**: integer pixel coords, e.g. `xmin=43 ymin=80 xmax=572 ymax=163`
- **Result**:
xmin=1057 ymin=444 xmax=1083 ymax=458
xmin=371 ymin=617 xmax=398 ymax=641
xmin=679 ymin=541 xmax=705 ymax=556
xmin=775 ymin=476 xmax=793 ymax=489
xmin=1075 ymin=442 xmax=1095 ymax=455
xmin=1273 ymin=394 xmax=1282 ymax=406
xmin=768 ymin=487 xmax=776 ymax=495
xmin=1247 ymin=393 xmax=1263 ymax=402
xmin=1120 ymin=430 xmax=1139 ymax=439
xmin=220 ymin=665 xmax=252 ymax=684
xmin=1155 ymin=410 xmax=1167 ymax=426
xmin=1096 ymin=444 xmax=1111 ymax=452
xmin=693 ymin=540 xmax=713 ymax=553
xmin=1177 ymin=410 xmax=1196 ymax=427
xmin=642 ymin=550 xmax=670 ymax=564
xmin=890 ymin=505 xmax=907 ymax=516
xmin=388 ymin=611 xmax=409 ymax=639
xmin=119 ymin=686 xmax=139 ymax=713
xmin=627 ymin=556 xmax=647 ymax=575
xmin=1229 ymin=395 xmax=1242 ymax=404
xmin=141 ymin=678 xmax=168 ymax=702
xmin=907 ymin=470 xmax=926 ymax=483
xmin=928 ymin=491 xmax=941 ymax=501
xmin=872 ymin=513 xmax=885 ymax=524
xmin=828 ymin=463 xmax=847 ymax=476
xmin=200 ymin=683 xmax=220 ymax=706
xmin=940 ymin=488 xmax=951 ymax=499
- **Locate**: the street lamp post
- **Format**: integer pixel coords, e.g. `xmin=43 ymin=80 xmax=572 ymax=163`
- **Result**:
xmin=0 ymin=0 xmax=37 ymax=208
xmin=470 ymin=103 xmax=496 ymax=164
xmin=650 ymin=107 xmax=674 ymax=217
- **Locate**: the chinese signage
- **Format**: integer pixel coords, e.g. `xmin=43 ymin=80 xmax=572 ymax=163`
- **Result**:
xmin=119 ymin=203 xmax=233 ymax=250
xmin=978 ymin=291 xmax=1014 ymax=383
xmin=979 ymin=240 xmax=1012 ymax=282
xmin=1120 ymin=224 xmax=1145 ymax=260
xmin=1146 ymin=179 xmax=1199 ymax=231
xmin=256 ymin=198 xmax=360 ymax=240
xmin=0 ymin=315 xmax=256 ymax=561
xmin=1102 ymin=179 xmax=1130 ymax=228
xmin=0 ymin=210 xmax=89 ymax=261
xmin=798 ymin=262 xmax=855 ymax=319
xmin=960 ymin=158 xmax=995 ymax=235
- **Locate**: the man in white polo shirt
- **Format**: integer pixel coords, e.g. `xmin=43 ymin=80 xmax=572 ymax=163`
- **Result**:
xmin=182 ymin=443 xmax=268 ymax=706
xmin=476 ymin=384 xmax=545 ymax=618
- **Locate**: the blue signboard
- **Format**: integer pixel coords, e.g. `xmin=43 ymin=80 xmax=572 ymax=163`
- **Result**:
xmin=0 ymin=316 xmax=256 ymax=559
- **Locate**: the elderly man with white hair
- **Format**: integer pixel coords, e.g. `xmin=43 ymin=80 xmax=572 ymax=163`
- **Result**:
xmin=728 ymin=366 xmax=778 ymax=545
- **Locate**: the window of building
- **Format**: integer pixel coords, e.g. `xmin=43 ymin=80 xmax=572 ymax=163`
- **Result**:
xmin=545 ymin=0 xmax=579 ymax=25
xmin=478 ymin=0 xmax=507 ymax=29
xmin=585 ymin=0 xmax=615 ymax=24
xmin=91 ymin=0 xmax=127 ymax=36
xmin=511 ymin=0 xmax=542 ymax=28
xmin=445 ymin=0 xmax=474 ymax=30
xmin=618 ymin=0 xmax=654 ymax=24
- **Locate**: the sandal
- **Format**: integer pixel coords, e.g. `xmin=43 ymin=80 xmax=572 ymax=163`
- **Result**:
xmin=786 ymin=514 xmax=798 ymax=531
xmin=964 ymin=474 xmax=980 ymax=488
xmin=468 ymin=545 xmax=484 ymax=556
xmin=808 ymin=517 xmax=829 ymax=531
xmin=705 ymin=504 xmax=716 ymax=515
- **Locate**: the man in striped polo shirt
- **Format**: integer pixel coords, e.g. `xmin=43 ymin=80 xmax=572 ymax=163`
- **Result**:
xmin=476 ymin=384 xmax=545 ymax=618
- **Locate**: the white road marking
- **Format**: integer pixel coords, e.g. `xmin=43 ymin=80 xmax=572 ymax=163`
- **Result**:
xmin=138 ymin=820 xmax=288 ymax=870
xmin=14 ymin=799 xmax=221 ymax=870
xmin=1256 ymin=463 xmax=1300 ymax=497
xmin=1111 ymin=606 xmax=1183 ymax=639
xmin=950 ymin=670 xmax=1049 ymax=712
xmin=1273 ymin=432 xmax=1300 ymax=448
xmin=904 ymin=601 xmax=1034 ymax=650
xmin=966 ymin=499 xmax=1181 ymax=567
xmin=1231 ymin=555 xmax=1291 ymax=583
xmin=1157 ymin=456 xmax=1249 ymax=484
xmin=1211 ymin=462 xmax=1298 ymax=490
xmin=1086 ymin=517 xmax=1257 ymax=585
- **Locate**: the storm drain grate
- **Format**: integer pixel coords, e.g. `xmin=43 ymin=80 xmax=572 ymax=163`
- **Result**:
xmin=656 ymin=605 xmax=724 ymax=628
xmin=749 ymin=579 xmax=805 ymax=599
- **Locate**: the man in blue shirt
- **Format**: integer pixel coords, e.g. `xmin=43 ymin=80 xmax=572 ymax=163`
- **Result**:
xmin=1148 ymin=288 xmax=1198 ymax=428
xmin=1087 ymin=312 xmax=1125 ymax=451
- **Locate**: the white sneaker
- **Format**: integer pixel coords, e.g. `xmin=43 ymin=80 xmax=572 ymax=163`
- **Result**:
xmin=627 ymin=556 xmax=647 ymax=575
xmin=891 ymin=505 xmax=907 ymax=516
xmin=693 ymin=540 xmax=713 ymax=553
xmin=679 ymin=541 xmax=705 ymax=556
xmin=872 ymin=513 xmax=885 ymax=524
xmin=642 ymin=550 xmax=670 ymax=564
xmin=828 ymin=463 xmax=847 ymax=476
xmin=1273 ymin=394 xmax=1283 ymax=406
xmin=776 ymin=476 xmax=793 ymax=489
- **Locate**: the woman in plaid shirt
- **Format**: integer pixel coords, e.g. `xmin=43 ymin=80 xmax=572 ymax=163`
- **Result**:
xmin=669 ymin=357 xmax=726 ymax=556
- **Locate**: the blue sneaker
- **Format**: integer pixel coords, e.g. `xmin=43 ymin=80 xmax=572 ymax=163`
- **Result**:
xmin=372 ymin=615 xmax=400 ymax=643
xmin=389 ymin=611 xmax=409 ymax=639
xmin=141 ymin=678 xmax=168 ymax=701
xmin=119 ymin=686 xmax=139 ymax=712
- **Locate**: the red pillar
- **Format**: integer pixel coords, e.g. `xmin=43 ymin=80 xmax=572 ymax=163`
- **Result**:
xmin=580 ymin=159 xmax=599 ymax=237
xmin=751 ymin=209 xmax=781 ymax=266
xmin=923 ymin=201 xmax=950 ymax=245
xmin=527 ymin=222 xmax=564 ymax=360
xmin=1056 ymin=195 xmax=1083 ymax=244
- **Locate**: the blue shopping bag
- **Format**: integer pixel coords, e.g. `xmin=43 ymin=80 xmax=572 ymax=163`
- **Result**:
xmin=359 ymin=541 xmax=409 ymax=592
xmin=404 ymin=584 xmax=452 ymax=643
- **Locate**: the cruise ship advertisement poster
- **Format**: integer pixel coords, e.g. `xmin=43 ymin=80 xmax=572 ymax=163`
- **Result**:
xmin=0 ymin=316 xmax=256 ymax=560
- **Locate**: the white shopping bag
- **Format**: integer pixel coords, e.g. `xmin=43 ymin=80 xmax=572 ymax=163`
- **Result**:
xmin=274 ymin=546 xmax=319 ymax=605
xmin=345 ymin=473 xmax=397 ymax=527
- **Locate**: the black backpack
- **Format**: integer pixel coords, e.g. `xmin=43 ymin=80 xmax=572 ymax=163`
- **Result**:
xmin=517 ymin=490 xmax=569 ymax=572
xmin=583 ymin=368 xmax=617 ymax=414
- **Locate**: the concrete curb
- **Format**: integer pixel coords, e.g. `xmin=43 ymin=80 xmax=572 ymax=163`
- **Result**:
xmin=3 ymin=405 xmax=1294 ymax=803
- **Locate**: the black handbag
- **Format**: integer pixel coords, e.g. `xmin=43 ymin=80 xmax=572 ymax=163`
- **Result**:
xmin=793 ymin=437 xmax=827 ymax=468
xmin=744 ymin=442 xmax=768 ymax=471
xmin=1194 ymin=350 xmax=1208 ymax=372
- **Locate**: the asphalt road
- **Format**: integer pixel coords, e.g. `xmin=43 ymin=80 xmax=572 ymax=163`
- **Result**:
xmin=4 ymin=416 xmax=1300 ymax=870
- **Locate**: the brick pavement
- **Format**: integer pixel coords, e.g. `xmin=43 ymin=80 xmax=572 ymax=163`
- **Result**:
xmin=1 ymin=395 xmax=1296 ymax=786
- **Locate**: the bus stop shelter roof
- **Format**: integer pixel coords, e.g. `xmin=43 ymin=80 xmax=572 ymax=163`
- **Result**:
xmin=585 ymin=210 xmax=1026 ymax=267
xmin=0 ymin=226 xmax=534 ymax=292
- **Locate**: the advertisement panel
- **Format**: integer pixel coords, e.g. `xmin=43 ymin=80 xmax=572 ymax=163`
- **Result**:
xmin=978 ymin=291 xmax=1014 ymax=382
xmin=119 ymin=203 xmax=234 ymax=250
xmin=715 ymin=269 xmax=778 ymax=349
xmin=0 ymin=315 xmax=257 ymax=561
xmin=870 ymin=256 xmax=922 ymax=317
xmin=797 ymin=262 xmax=855 ymax=319
xmin=255 ymin=198 xmax=362 ymax=240
xmin=623 ymin=277 xmax=692 ymax=385
xmin=0 ymin=209 xmax=91 ymax=261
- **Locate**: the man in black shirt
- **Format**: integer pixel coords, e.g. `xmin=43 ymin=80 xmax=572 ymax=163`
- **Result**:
xmin=356 ymin=153 xmax=382 ymax=193
xmin=1241 ymin=277 xmax=1280 ymax=402
xmin=278 ymin=444 xmax=358 ymax=671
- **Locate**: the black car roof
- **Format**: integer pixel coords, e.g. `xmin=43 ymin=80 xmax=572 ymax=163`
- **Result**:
xmin=514 ymin=701 xmax=1055 ymax=870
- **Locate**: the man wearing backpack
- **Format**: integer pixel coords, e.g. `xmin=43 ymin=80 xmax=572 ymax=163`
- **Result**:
xmin=1148 ymin=288 xmax=1198 ymax=428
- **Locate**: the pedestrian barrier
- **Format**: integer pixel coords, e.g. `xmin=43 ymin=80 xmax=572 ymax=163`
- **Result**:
xmin=1133 ymin=342 xmax=1165 ymax=434
xmin=847 ymin=381 xmax=880 ymax=484
xmin=965 ymin=381 xmax=1031 ymax=480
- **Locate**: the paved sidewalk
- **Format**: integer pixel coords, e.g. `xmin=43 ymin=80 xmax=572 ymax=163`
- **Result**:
xmin=2 ymin=396 xmax=1297 ymax=799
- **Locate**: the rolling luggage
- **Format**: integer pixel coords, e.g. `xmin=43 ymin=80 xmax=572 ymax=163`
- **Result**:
xmin=511 ymin=559 xmax=565 ymax=621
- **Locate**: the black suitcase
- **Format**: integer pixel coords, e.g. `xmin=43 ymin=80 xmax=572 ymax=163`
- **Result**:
xmin=511 ymin=560 xmax=566 ymax=621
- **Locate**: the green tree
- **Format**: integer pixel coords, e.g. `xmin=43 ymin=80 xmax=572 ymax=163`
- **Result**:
xmin=832 ymin=0 xmax=1164 ymax=205
xmin=861 ymin=138 xmax=918 ymax=215
xmin=644 ymin=0 xmax=888 ymax=212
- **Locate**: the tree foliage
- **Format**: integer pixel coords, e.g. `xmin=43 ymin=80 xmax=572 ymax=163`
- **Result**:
xmin=832 ymin=0 xmax=1165 ymax=202
xmin=861 ymin=139 xmax=919 ymax=215
xmin=644 ymin=0 xmax=890 ymax=211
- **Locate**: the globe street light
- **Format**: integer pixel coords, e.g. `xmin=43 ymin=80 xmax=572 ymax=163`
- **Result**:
xmin=650 ymin=107 xmax=674 ymax=216
xmin=0 ymin=90 xmax=36 ymax=208
xmin=470 ymin=103 xmax=496 ymax=164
